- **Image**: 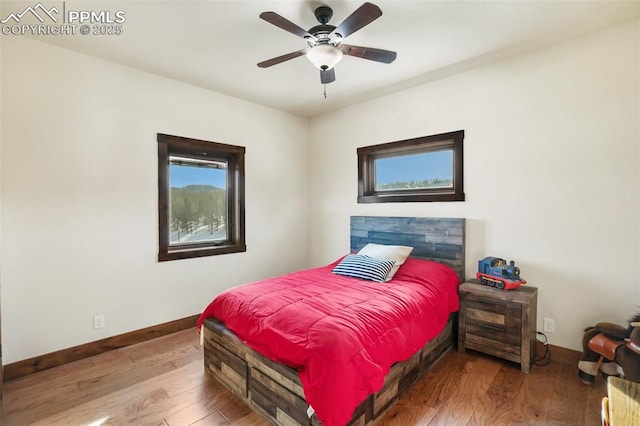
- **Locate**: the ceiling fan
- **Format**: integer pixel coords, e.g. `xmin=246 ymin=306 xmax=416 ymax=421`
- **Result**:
xmin=257 ymin=2 xmax=397 ymax=85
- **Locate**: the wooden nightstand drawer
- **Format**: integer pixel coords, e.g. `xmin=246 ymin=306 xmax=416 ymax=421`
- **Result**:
xmin=465 ymin=297 xmax=522 ymax=348
xmin=458 ymin=280 xmax=537 ymax=373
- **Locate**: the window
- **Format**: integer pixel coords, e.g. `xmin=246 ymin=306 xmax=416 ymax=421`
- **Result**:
xmin=357 ymin=130 xmax=464 ymax=203
xmin=157 ymin=133 xmax=245 ymax=261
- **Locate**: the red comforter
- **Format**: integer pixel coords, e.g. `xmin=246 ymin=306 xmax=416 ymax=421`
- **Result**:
xmin=197 ymin=256 xmax=460 ymax=426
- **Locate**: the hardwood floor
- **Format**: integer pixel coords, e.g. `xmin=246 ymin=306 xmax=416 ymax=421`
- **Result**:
xmin=0 ymin=330 xmax=607 ymax=425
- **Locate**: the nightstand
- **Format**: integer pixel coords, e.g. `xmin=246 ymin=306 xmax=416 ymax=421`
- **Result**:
xmin=458 ymin=279 xmax=538 ymax=373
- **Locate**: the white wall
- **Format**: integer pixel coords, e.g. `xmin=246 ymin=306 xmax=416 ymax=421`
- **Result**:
xmin=308 ymin=21 xmax=639 ymax=351
xmin=0 ymin=37 xmax=309 ymax=364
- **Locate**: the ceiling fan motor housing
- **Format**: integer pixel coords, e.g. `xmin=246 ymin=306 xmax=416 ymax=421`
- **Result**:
xmin=314 ymin=6 xmax=333 ymax=24
xmin=310 ymin=6 xmax=340 ymax=45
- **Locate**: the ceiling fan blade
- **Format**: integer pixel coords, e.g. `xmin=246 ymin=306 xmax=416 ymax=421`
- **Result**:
xmin=320 ymin=68 xmax=336 ymax=84
xmin=331 ymin=2 xmax=382 ymax=39
xmin=260 ymin=11 xmax=315 ymax=41
xmin=258 ymin=49 xmax=307 ymax=68
xmin=340 ymin=44 xmax=397 ymax=63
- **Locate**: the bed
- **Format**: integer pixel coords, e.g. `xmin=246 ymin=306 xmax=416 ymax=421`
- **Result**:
xmin=198 ymin=216 xmax=465 ymax=426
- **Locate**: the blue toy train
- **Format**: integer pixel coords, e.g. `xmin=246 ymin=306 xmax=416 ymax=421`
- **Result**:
xmin=476 ymin=256 xmax=526 ymax=290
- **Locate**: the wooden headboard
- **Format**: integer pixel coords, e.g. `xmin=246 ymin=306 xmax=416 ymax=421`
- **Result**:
xmin=350 ymin=216 xmax=466 ymax=281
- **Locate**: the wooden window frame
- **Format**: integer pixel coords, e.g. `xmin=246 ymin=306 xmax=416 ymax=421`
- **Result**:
xmin=357 ymin=130 xmax=465 ymax=203
xmin=157 ymin=133 xmax=245 ymax=262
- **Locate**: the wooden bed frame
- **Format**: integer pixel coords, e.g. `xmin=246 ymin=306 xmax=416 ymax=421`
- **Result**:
xmin=202 ymin=216 xmax=465 ymax=425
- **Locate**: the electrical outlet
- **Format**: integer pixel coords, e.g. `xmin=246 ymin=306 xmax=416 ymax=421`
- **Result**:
xmin=543 ymin=317 xmax=555 ymax=333
xmin=93 ymin=314 xmax=105 ymax=330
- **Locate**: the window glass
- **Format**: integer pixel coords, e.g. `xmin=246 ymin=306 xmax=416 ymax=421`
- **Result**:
xmin=374 ymin=150 xmax=453 ymax=191
xmin=169 ymin=157 xmax=228 ymax=245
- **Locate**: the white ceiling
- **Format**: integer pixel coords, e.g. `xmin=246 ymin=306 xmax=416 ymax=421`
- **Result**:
xmin=4 ymin=0 xmax=639 ymax=117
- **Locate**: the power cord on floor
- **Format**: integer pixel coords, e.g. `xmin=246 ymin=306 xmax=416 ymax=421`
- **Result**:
xmin=535 ymin=331 xmax=551 ymax=366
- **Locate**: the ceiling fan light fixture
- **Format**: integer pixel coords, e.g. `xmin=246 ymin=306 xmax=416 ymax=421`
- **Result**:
xmin=306 ymin=44 xmax=343 ymax=70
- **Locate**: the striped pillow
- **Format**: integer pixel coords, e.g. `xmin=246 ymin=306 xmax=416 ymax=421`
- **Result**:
xmin=332 ymin=254 xmax=396 ymax=283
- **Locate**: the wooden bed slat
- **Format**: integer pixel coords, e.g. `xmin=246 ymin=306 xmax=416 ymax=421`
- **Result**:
xmin=251 ymin=367 xmax=310 ymax=424
xmin=203 ymin=335 xmax=248 ymax=398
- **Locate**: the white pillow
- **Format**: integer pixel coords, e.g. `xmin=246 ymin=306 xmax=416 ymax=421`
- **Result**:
xmin=357 ymin=243 xmax=413 ymax=281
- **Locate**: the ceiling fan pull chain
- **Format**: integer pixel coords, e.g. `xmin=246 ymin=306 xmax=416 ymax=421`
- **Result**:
xmin=324 ymin=84 xmax=327 ymax=99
